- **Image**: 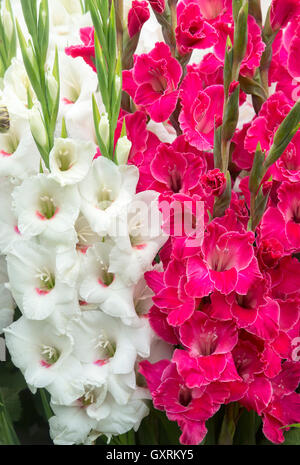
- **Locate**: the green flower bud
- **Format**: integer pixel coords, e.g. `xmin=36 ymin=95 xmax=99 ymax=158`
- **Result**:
xmin=222 ymin=83 xmax=240 ymax=142
xmin=233 ymin=1 xmax=249 ymax=68
xmin=249 ymin=142 xmax=265 ymax=194
xmin=0 ymin=105 xmax=10 ymax=133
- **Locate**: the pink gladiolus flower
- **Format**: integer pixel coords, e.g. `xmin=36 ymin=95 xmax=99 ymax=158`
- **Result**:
xmin=245 ymin=91 xmax=294 ymax=153
xmin=201 ymin=169 xmax=226 ymax=197
xmin=122 ymin=42 xmax=182 ymax=122
xmin=188 ymin=53 xmax=224 ymax=88
xmin=173 ymin=312 xmax=240 ymax=387
xmin=257 ymin=238 xmax=285 ymax=270
xmin=146 ymin=259 xmax=197 ymax=327
xmin=176 ymin=2 xmax=218 ymax=55
xmin=270 ymin=133 xmax=300 ymax=183
xmin=287 ymin=17 xmax=300 ymax=80
xmin=149 ymin=137 xmax=207 ymax=195
xmin=270 ymin=0 xmax=300 ymax=30
xmin=128 ymin=1 xmax=150 ymax=38
xmin=214 ymin=15 xmax=265 ymax=77
xmin=179 ymin=72 xmax=224 ymax=151
xmin=65 ymin=27 xmax=95 ymax=71
xmin=180 ymin=0 xmax=232 ymax=21
xmin=139 ymin=360 xmax=239 ymax=445
xmin=185 ymin=221 xmax=261 ymax=297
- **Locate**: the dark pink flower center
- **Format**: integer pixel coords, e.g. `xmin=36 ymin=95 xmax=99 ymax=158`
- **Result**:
xmin=168 ymin=166 xmax=182 ymax=193
xmin=194 ymin=330 xmax=218 ymax=356
xmin=292 ymin=203 xmax=300 ymax=223
xmin=179 ymin=386 xmax=192 ymax=407
xmin=236 ymin=292 xmax=257 ymax=310
xmin=149 ymin=66 xmax=167 ymax=93
xmin=208 ymin=245 xmax=235 ymax=272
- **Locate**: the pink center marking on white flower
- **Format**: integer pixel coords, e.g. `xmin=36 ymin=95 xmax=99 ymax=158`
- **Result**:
xmin=94 ymin=359 xmax=108 ymax=367
xmin=62 ymin=98 xmax=75 ymax=105
xmin=77 ymin=245 xmax=89 ymax=254
xmin=35 ymin=288 xmax=51 ymax=296
xmin=35 ymin=208 xmax=59 ymax=221
xmin=40 ymin=360 xmax=51 ymax=368
xmin=133 ymin=243 xmax=147 ymax=250
xmin=14 ymin=225 xmax=21 ymax=235
xmin=0 ymin=150 xmax=12 ymax=157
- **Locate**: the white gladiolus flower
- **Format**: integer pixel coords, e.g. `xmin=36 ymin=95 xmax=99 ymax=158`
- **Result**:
xmin=0 ymin=256 xmax=15 ymax=334
xmin=133 ymin=275 xmax=155 ymax=317
xmin=79 ymin=241 xmax=139 ymax=325
xmin=2 ymin=59 xmax=37 ymax=117
xmin=48 ymin=0 xmax=92 ymax=52
xmin=0 ymin=178 xmax=23 ymax=254
xmin=109 ymin=191 xmax=168 ymax=284
xmin=5 ymin=316 xmax=84 ymax=405
xmin=49 ymin=138 xmax=96 ymax=186
xmin=49 ymin=393 xmax=149 ymax=445
xmin=68 ymin=310 xmax=151 ymax=379
xmin=75 ymin=213 xmax=100 ymax=254
xmin=12 ymin=174 xmax=80 ymax=242
xmin=59 ymin=55 xmax=100 ymax=142
xmin=0 ymin=1 xmax=173 ymax=443
xmin=6 ymin=241 xmax=77 ymax=321
xmin=79 ymin=157 xmax=139 ymax=236
xmin=0 ymin=114 xmax=40 ymax=180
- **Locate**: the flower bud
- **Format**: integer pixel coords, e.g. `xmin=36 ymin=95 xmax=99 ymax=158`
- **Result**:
xmin=2 ymin=7 xmax=13 ymax=42
xmin=0 ymin=105 xmax=10 ymax=133
xmin=233 ymin=0 xmax=248 ymax=66
xmin=115 ymin=75 xmax=121 ymax=95
xmin=213 ymin=171 xmax=232 ymax=218
xmin=115 ymin=136 xmax=132 ymax=165
xmin=253 ymin=183 xmax=271 ymax=229
xmin=222 ymin=82 xmax=240 ymax=142
xmin=201 ymin=169 xmax=226 ymax=197
xmin=149 ymin=0 xmax=165 ymax=14
xmin=46 ymin=73 xmax=59 ymax=106
xmin=249 ymin=142 xmax=265 ymax=194
xmin=232 ymin=0 xmax=244 ymax=22
xmin=98 ymin=112 xmax=110 ymax=148
xmin=29 ymin=107 xmax=48 ymax=149
xmin=128 ymin=1 xmax=150 ymax=38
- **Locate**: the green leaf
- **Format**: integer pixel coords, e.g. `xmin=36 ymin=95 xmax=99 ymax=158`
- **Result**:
xmin=234 ymin=409 xmax=261 ymax=445
xmin=282 ymin=427 xmax=300 ymax=445
xmin=37 ymin=0 xmax=49 ymax=66
xmin=264 ymin=100 xmax=300 ymax=170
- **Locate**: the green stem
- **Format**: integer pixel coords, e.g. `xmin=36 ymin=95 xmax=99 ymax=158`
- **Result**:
xmin=218 ymin=404 xmax=241 ymax=445
xmin=40 ymin=388 xmax=53 ymax=421
xmin=115 ymin=0 xmax=123 ymax=55
xmin=0 ymin=395 xmax=20 ymax=445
